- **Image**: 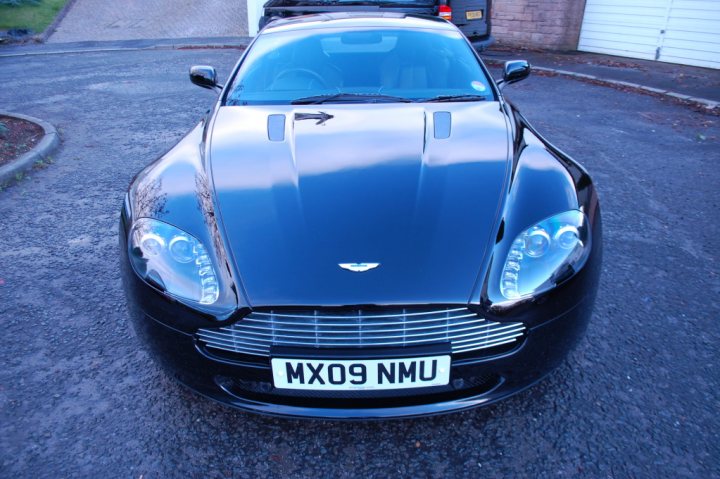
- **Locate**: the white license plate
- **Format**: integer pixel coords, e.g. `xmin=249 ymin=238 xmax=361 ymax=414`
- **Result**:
xmin=466 ymin=10 xmax=484 ymax=20
xmin=271 ymin=355 xmax=451 ymax=391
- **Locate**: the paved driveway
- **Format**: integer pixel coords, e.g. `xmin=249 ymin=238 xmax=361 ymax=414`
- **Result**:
xmin=0 ymin=47 xmax=718 ymax=477
xmin=48 ymin=0 xmax=248 ymax=42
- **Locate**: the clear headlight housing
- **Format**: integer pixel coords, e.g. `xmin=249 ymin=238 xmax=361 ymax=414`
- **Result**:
xmin=128 ymin=218 xmax=225 ymax=306
xmin=500 ymin=210 xmax=590 ymax=300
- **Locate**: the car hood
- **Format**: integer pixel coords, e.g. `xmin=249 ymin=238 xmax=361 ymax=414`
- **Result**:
xmin=209 ymin=103 xmax=510 ymax=306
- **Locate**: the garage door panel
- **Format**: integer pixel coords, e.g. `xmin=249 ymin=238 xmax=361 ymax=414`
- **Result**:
xmin=666 ymin=10 xmax=720 ymax=21
xmin=666 ymin=17 xmax=720 ymax=33
xmin=660 ymin=53 xmax=720 ymax=69
xmin=661 ymin=45 xmax=720 ymax=65
xmin=580 ymin=33 xmax=661 ymax=49
xmin=581 ymin=24 xmax=660 ymax=38
xmin=580 ymin=37 xmax=658 ymax=52
xmin=660 ymin=47 xmax=720 ymax=63
xmin=578 ymin=37 xmax=658 ymax=59
xmin=579 ymin=0 xmax=720 ymax=69
xmin=671 ymin=0 xmax=720 ymax=12
xmin=583 ymin=5 xmax=668 ymax=17
xmin=582 ymin=10 xmax=667 ymax=26
xmin=663 ymin=31 xmax=720 ymax=46
xmin=582 ymin=16 xmax=664 ymax=28
xmin=578 ymin=45 xmax=656 ymax=61
xmin=583 ymin=0 xmax=666 ymax=7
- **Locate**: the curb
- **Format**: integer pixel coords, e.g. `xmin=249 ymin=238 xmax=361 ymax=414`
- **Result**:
xmin=0 ymin=112 xmax=60 ymax=185
xmin=482 ymin=58 xmax=719 ymax=112
xmin=0 ymin=38 xmax=251 ymax=58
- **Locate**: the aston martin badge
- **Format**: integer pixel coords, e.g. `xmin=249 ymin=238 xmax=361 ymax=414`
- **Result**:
xmin=338 ymin=263 xmax=380 ymax=272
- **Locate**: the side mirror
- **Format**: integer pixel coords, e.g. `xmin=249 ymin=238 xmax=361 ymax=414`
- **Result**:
xmin=189 ymin=65 xmax=221 ymax=90
xmin=499 ymin=60 xmax=530 ymax=89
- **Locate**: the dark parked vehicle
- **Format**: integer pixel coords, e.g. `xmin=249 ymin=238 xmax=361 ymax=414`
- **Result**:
xmin=120 ymin=13 xmax=602 ymax=419
xmin=259 ymin=0 xmax=493 ymax=49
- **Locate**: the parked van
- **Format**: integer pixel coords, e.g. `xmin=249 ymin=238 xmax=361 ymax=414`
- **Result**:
xmin=259 ymin=0 xmax=493 ymax=50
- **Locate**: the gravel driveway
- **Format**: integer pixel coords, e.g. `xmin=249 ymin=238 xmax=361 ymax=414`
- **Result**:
xmin=48 ymin=0 xmax=248 ymax=42
xmin=0 ymin=48 xmax=718 ymax=477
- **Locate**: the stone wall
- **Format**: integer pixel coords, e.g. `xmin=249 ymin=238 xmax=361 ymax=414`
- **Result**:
xmin=492 ymin=0 xmax=587 ymax=50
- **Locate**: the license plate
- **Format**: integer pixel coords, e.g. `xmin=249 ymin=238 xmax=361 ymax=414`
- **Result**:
xmin=271 ymin=355 xmax=451 ymax=391
xmin=466 ymin=10 xmax=484 ymax=20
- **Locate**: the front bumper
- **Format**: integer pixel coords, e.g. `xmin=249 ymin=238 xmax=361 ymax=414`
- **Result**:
xmin=125 ymin=290 xmax=593 ymax=419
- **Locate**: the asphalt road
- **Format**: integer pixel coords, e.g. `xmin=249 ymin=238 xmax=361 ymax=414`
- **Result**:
xmin=0 ymin=48 xmax=718 ymax=478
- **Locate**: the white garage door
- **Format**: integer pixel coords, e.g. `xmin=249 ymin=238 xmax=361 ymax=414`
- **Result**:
xmin=578 ymin=0 xmax=720 ymax=69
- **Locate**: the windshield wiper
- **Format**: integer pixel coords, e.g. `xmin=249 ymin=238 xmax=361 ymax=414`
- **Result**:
xmin=291 ymin=93 xmax=413 ymax=105
xmin=417 ymin=94 xmax=487 ymax=103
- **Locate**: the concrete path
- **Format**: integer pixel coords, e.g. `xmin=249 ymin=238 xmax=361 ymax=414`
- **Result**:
xmin=48 ymin=0 xmax=248 ymax=43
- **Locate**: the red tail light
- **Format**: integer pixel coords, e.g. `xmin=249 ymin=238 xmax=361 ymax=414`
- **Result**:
xmin=438 ymin=4 xmax=452 ymax=21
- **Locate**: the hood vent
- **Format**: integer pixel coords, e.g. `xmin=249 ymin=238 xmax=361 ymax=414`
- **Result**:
xmin=267 ymin=114 xmax=286 ymax=141
xmin=433 ymin=111 xmax=451 ymax=139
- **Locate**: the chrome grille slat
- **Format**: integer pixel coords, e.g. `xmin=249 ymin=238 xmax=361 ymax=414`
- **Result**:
xmin=210 ymin=321 xmax=492 ymax=340
xmin=198 ymin=326 xmax=524 ymax=346
xmin=450 ymin=326 xmax=526 ymax=344
xmin=197 ymin=307 xmax=525 ymax=357
xmin=226 ymin=317 xmax=484 ymax=334
xmin=453 ymin=338 xmax=520 ymax=353
xmin=250 ymin=307 xmax=469 ymax=320
xmin=240 ymin=312 xmax=479 ymax=327
xmin=199 ymin=323 xmax=521 ymax=344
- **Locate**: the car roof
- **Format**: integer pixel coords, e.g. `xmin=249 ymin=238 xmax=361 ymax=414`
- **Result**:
xmin=261 ymin=12 xmax=456 ymax=34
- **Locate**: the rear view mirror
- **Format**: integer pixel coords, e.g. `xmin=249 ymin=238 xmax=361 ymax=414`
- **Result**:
xmin=341 ymin=31 xmax=383 ymax=44
xmin=498 ymin=60 xmax=530 ymax=89
xmin=190 ymin=65 xmax=221 ymax=90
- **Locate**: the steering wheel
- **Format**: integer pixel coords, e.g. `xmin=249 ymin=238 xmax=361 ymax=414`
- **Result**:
xmin=274 ymin=68 xmax=329 ymax=89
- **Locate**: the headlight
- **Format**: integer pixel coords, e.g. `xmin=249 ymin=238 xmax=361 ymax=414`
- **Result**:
xmin=128 ymin=218 xmax=223 ymax=306
xmin=500 ymin=210 xmax=590 ymax=299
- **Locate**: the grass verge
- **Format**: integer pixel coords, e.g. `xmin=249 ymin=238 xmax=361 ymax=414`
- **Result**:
xmin=0 ymin=0 xmax=69 ymax=33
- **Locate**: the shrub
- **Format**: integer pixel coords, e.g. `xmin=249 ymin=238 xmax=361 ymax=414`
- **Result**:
xmin=0 ymin=0 xmax=41 ymax=6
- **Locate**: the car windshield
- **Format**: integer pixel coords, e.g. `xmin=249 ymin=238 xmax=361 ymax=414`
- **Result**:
xmin=225 ymin=28 xmax=495 ymax=105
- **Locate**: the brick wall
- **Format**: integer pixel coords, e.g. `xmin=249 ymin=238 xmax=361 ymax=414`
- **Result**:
xmin=492 ymin=0 xmax=587 ymax=50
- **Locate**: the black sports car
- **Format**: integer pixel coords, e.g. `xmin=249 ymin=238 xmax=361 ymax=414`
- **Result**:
xmin=120 ymin=13 xmax=602 ymax=419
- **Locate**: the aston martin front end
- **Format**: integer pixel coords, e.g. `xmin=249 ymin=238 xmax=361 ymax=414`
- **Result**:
xmin=120 ymin=13 xmax=602 ymax=419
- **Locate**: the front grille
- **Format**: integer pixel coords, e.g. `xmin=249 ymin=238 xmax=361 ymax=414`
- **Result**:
xmin=197 ymin=307 xmax=525 ymax=357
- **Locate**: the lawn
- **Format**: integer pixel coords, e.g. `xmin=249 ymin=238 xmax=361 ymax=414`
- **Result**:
xmin=0 ymin=0 xmax=68 ymax=33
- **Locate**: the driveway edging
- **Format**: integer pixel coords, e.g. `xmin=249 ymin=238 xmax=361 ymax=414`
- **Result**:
xmin=0 ymin=112 xmax=60 ymax=185
xmin=40 ymin=0 xmax=79 ymax=42
xmin=482 ymin=59 xmax=719 ymax=111
xmin=535 ymin=66 xmax=719 ymax=111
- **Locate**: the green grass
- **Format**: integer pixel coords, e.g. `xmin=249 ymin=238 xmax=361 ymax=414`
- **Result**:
xmin=0 ymin=0 xmax=68 ymax=33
